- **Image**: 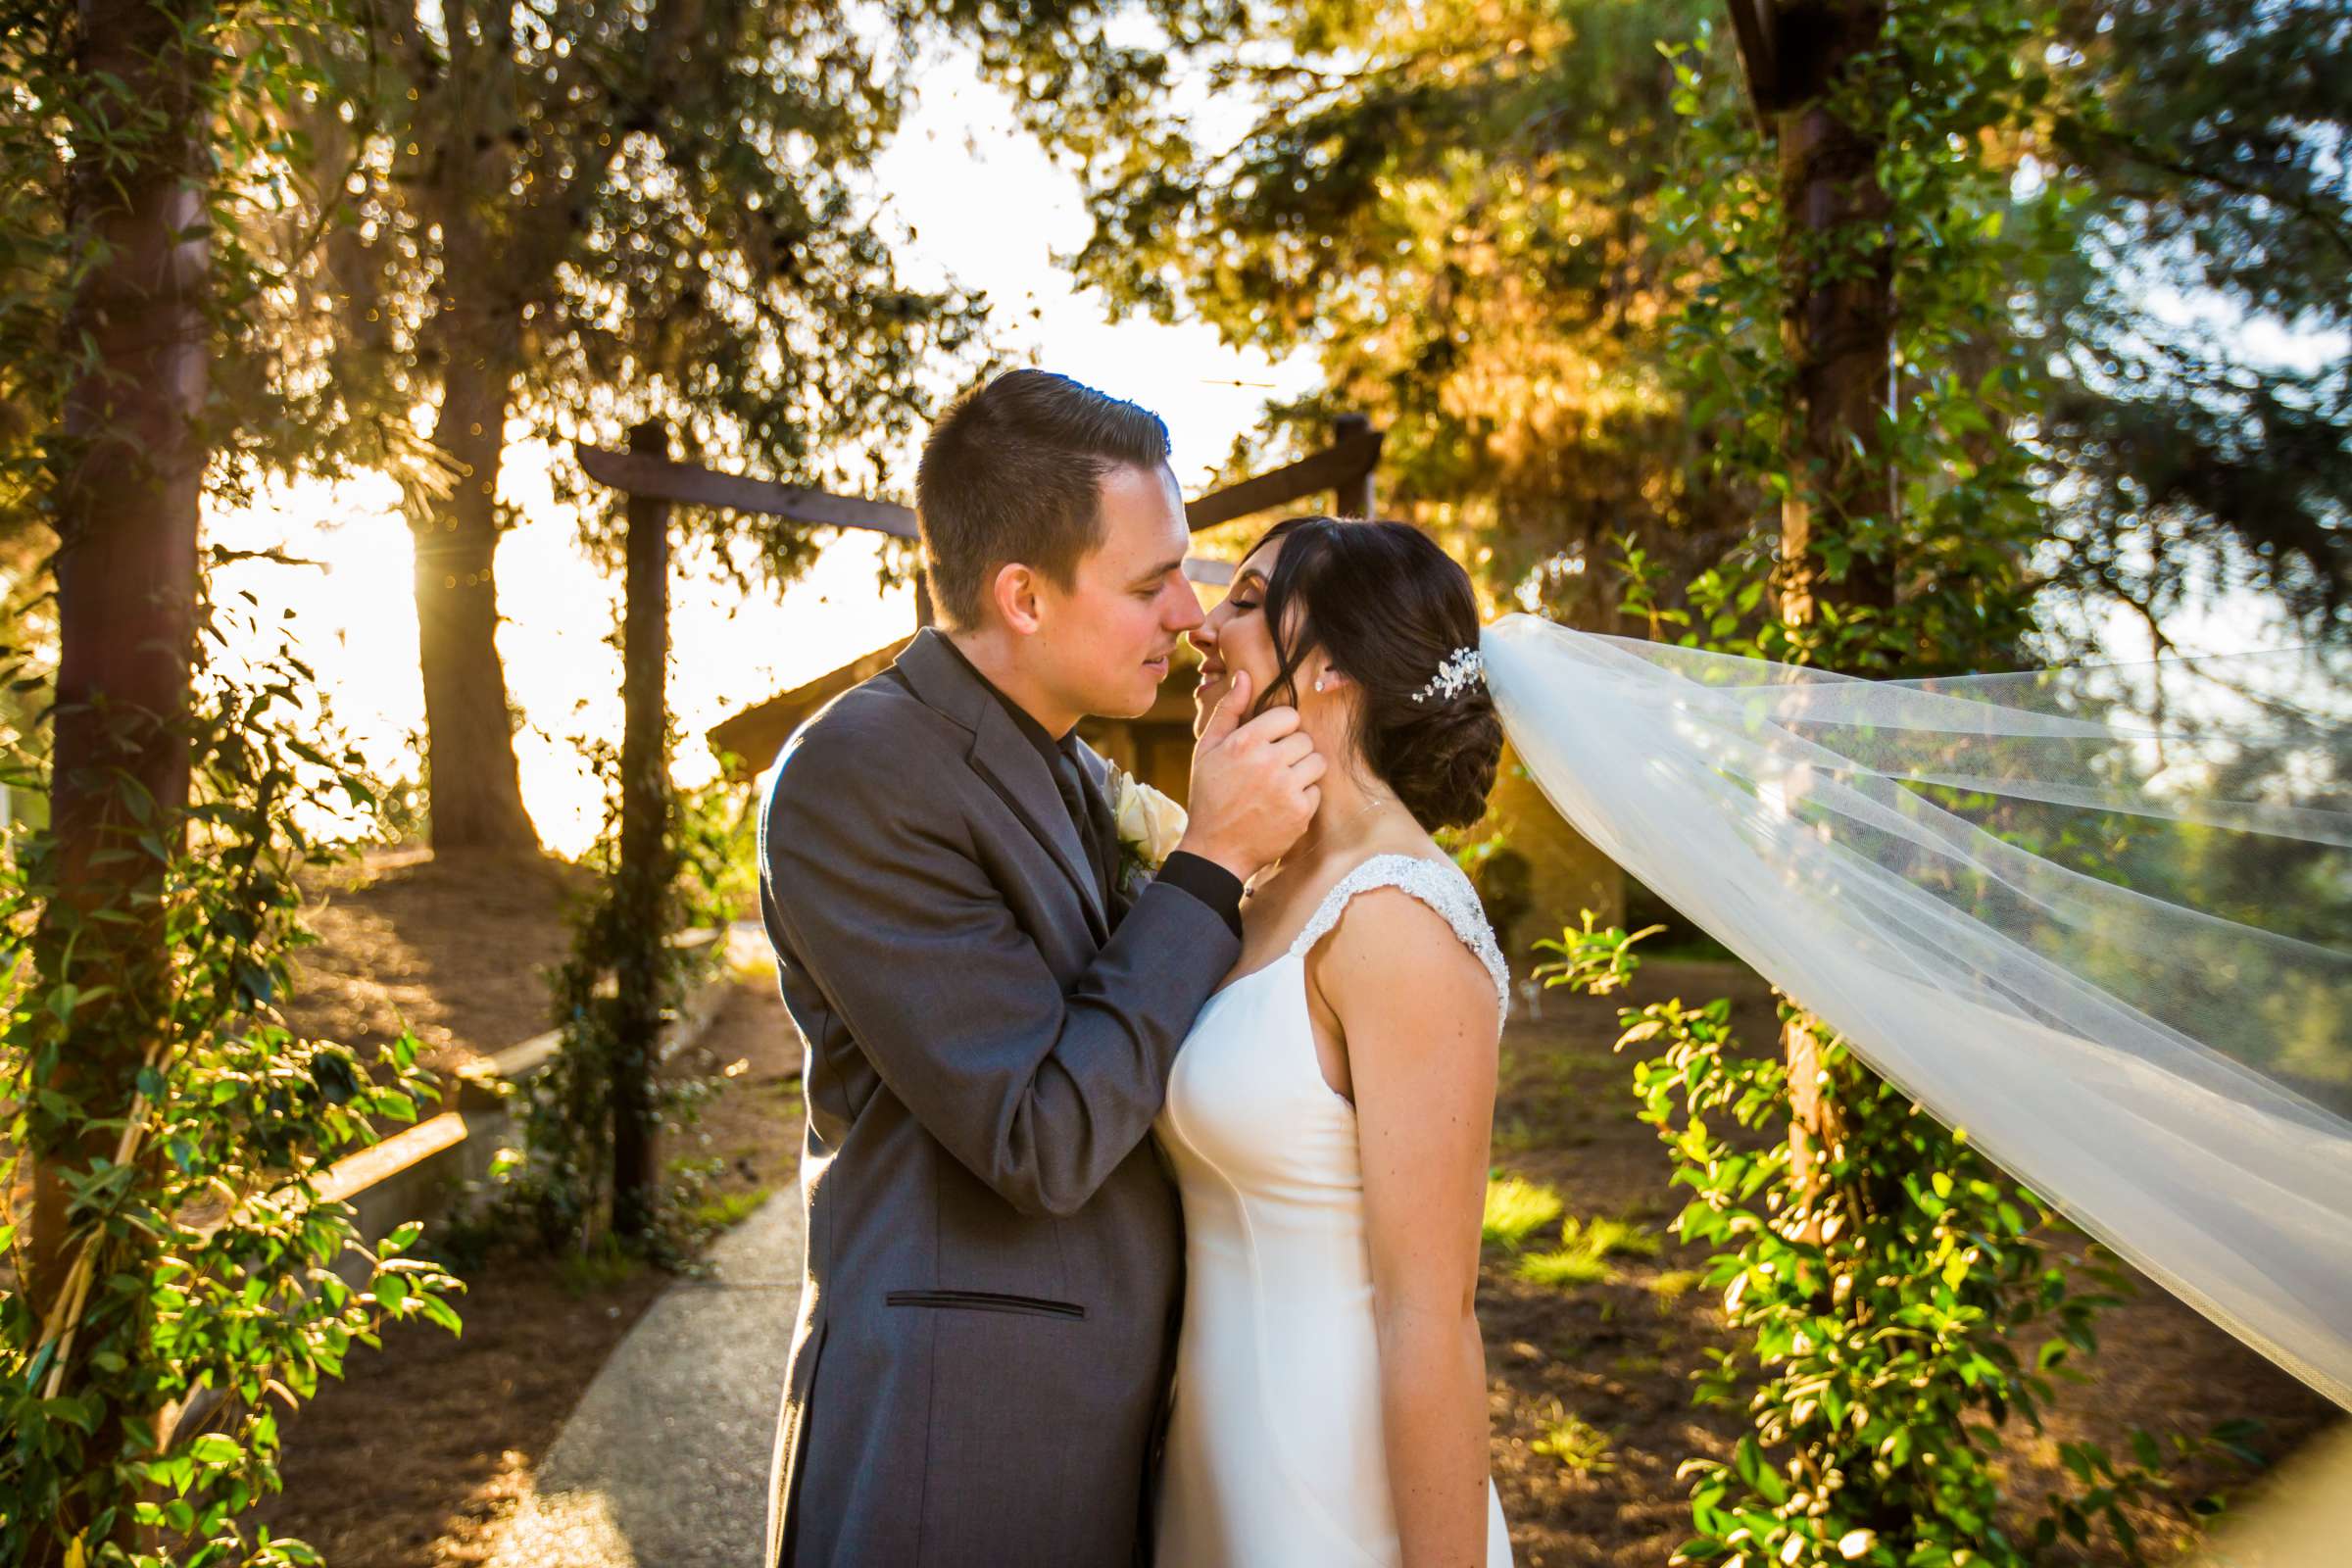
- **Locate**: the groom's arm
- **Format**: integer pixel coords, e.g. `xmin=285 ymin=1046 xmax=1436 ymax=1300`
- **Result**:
xmin=763 ymin=722 xmax=1241 ymax=1219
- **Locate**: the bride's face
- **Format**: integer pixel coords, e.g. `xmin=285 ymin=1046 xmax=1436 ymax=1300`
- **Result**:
xmin=1188 ymin=534 xmax=1344 ymax=743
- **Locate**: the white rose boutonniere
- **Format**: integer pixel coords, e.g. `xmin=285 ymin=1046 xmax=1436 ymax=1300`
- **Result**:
xmin=1105 ymin=762 xmax=1188 ymax=892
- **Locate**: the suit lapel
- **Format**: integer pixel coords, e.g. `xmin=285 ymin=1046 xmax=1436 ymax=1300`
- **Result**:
xmin=969 ymin=705 xmax=1112 ymax=939
xmin=1071 ymin=742 xmax=1133 ymax=923
xmin=895 ymin=630 xmax=1111 ymax=942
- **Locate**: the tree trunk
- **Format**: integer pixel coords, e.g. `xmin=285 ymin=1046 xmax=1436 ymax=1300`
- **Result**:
xmin=1775 ymin=0 xmax=1897 ymax=640
xmin=1773 ymin=0 xmax=1894 ymax=1217
xmin=611 ymin=420 xmax=671 ymax=1241
xmin=414 ymin=298 xmax=539 ymax=853
xmin=373 ymin=6 xmax=545 ymax=855
xmin=27 ymin=0 xmax=214 ymax=1549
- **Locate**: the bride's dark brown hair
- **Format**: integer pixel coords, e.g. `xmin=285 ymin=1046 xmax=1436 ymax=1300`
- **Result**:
xmin=1242 ymin=515 xmax=1502 ymax=832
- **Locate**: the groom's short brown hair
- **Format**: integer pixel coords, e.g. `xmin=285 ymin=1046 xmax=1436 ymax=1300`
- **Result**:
xmin=915 ymin=368 xmax=1174 ymax=629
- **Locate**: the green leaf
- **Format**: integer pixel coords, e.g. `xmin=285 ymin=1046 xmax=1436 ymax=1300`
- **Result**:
xmin=309 ymin=1052 xmax=360 ymax=1105
xmin=417 ymin=1293 xmax=464 ymax=1335
xmin=187 ymin=1433 xmax=242 ymax=1466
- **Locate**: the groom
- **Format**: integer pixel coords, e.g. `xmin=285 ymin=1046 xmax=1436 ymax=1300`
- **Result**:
xmin=758 ymin=369 xmax=1323 ymax=1567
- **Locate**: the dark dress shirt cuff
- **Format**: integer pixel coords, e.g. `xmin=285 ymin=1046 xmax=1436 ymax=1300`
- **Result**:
xmin=1153 ymin=851 xmax=1246 ymax=941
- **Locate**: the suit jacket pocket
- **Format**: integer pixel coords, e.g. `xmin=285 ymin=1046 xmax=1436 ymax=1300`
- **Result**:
xmin=885 ymin=1289 xmax=1086 ymax=1321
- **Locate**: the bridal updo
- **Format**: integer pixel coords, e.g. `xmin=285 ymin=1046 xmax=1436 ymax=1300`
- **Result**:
xmin=1246 ymin=515 xmax=1503 ymax=833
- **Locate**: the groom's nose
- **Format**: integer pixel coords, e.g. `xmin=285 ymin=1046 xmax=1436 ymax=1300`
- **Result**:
xmin=1163 ymin=577 xmax=1205 ymax=632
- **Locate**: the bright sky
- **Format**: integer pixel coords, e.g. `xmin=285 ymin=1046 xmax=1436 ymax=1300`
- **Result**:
xmin=209 ymin=51 xmax=1317 ymax=858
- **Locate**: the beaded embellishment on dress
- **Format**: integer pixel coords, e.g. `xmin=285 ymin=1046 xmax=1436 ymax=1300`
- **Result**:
xmin=1287 ymin=853 xmax=1510 ymax=1023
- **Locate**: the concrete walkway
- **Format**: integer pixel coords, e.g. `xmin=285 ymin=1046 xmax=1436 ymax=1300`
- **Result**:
xmin=487 ymin=1179 xmax=805 ymax=1568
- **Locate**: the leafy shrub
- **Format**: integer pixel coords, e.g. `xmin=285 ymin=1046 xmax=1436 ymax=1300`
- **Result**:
xmin=1543 ymin=918 xmax=2228 ymax=1567
xmin=1 ymin=615 xmax=463 ymax=1564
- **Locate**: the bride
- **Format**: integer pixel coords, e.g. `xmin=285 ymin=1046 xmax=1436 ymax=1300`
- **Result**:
xmin=1149 ymin=513 xmax=2352 ymax=1566
xmin=1155 ymin=514 xmax=1517 ymax=1568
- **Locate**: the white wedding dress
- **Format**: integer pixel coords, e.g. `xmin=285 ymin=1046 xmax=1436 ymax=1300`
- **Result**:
xmin=1152 ymin=853 xmax=1517 ymax=1568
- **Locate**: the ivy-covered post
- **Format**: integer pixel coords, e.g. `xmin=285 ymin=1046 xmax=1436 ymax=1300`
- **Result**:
xmin=612 ymin=418 xmax=673 ymax=1241
xmin=1769 ymin=0 xmax=1898 ymax=644
xmin=1610 ymin=3 xmax=2199 ymax=1559
xmin=24 ymin=1 xmax=213 ymax=1549
xmin=1762 ymin=0 xmax=1898 ymax=1230
xmin=3 ymin=8 xmax=470 ymax=1558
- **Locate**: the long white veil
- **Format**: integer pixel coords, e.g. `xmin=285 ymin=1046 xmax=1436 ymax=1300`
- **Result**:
xmin=1481 ymin=612 xmax=2352 ymax=1410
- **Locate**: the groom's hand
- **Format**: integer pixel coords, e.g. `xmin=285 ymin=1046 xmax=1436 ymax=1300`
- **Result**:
xmin=1176 ymin=668 xmax=1323 ymax=884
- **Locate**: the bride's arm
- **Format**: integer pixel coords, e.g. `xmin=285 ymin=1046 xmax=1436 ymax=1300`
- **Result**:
xmin=1312 ymin=889 xmax=1503 ymax=1568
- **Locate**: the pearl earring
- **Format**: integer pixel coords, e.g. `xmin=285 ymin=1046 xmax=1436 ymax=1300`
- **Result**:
xmin=1313 ymin=673 xmax=1328 ymax=693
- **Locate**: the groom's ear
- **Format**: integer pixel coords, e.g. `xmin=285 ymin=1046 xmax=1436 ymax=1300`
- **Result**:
xmin=989 ymin=560 xmax=1047 ymax=637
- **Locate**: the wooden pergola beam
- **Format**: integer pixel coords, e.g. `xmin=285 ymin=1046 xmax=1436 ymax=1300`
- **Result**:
xmin=575 ymin=444 xmax=922 ymax=540
xmin=1182 ymin=420 xmax=1385 ymax=530
xmin=577 ymin=417 xmax=1384 ymax=545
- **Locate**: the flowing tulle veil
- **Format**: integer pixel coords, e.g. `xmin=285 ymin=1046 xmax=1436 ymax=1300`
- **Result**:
xmin=1480 ymin=613 xmax=2352 ymax=1410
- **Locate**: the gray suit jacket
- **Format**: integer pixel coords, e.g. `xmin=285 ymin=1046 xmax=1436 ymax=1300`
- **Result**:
xmin=759 ymin=629 xmax=1240 ymax=1568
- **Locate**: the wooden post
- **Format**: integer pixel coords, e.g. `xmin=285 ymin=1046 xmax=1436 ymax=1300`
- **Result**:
xmin=1330 ymin=413 xmax=1376 ymax=518
xmin=612 ymin=418 xmax=671 ymax=1241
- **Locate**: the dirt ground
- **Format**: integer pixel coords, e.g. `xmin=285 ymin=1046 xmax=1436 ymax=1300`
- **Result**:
xmin=1480 ymin=959 xmax=2346 ymax=1568
xmin=250 ymin=976 xmax=805 ymax=1567
xmin=284 ymin=845 xmax=600 ymax=1078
